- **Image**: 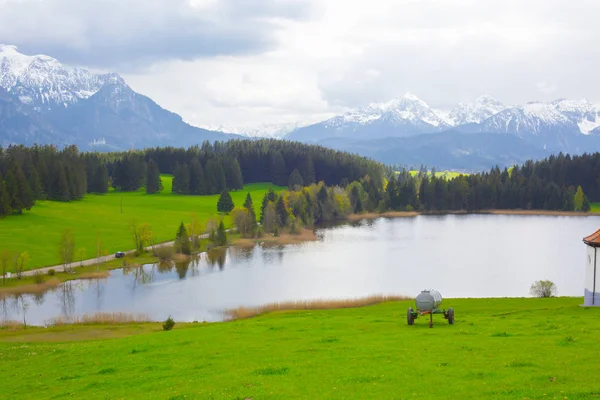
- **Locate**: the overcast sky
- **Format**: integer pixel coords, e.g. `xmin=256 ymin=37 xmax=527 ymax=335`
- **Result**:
xmin=1 ymin=0 xmax=599 ymax=129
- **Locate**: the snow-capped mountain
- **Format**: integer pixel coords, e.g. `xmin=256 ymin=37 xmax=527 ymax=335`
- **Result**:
xmin=287 ymin=93 xmax=450 ymax=142
xmin=0 ymin=45 xmax=236 ymax=149
xmin=0 ymin=44 xmax=120 ymax=110
xmin=446 ymin=94 xmax=508 ymax=126
xmin=204 ymin=121 xmax=311 ymax=138
xmin=472 ymin=99 xmax=600 ymax=150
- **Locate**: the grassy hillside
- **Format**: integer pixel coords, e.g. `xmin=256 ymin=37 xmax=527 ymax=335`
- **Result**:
xmin=0 ymin=298 xmax=598 ymax=399
xmin=0 ymin=176 xmax=282 ymax=269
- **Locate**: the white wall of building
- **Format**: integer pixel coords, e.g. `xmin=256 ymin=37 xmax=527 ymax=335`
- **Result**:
xmin=585 ymin=245 xmax=599 ymax=306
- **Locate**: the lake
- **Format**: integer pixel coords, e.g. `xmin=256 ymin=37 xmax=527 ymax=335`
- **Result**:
xmin=2 ymin=214 xmax=599 ymax=326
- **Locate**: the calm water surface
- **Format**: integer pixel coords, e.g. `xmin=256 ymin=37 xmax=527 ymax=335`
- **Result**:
xmin=3 ymin=214 xmax=598 ymax=325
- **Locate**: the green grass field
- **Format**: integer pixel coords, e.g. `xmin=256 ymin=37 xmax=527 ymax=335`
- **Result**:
xmin=0 ymin=176 xmax=283 ymax=270
xmin=0 ymin=297 xmax=598 ymax=399
xmin=590 ymin=203 xmax=600 ymax=212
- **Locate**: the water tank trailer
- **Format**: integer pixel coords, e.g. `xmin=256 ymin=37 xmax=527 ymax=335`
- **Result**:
xmin=407 ymin=289 xmax=454 ymax=328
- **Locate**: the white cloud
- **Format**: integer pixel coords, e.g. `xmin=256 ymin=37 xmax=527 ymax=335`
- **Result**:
xmin=2 ymin=0 xmax=599 ymax=128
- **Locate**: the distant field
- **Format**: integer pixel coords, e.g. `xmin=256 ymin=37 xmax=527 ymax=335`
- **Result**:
xmin=590 ymin=203 xmax=600 ymax=213
xmin=0 ymin=176 xmax=282 ymax=270
xmin=1 ymin=297 xmax=598 ymax=399
xmin=408 ymin=170 xmax=463 ymax=179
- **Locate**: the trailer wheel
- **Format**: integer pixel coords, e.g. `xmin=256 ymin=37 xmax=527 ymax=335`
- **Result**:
xmin=447 ymin=308 xmax=455 ymax=325
xmin=407 ymin=308 xmax=414 ymax=325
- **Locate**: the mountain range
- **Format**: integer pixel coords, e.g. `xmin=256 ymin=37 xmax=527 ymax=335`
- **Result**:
xmin=286 ymin=93 xmax=600 ymax=170
xmin=0 ymin=44 xmax=236 ymax=150
xmin=2 ymin=44 xmax=600 ymax=171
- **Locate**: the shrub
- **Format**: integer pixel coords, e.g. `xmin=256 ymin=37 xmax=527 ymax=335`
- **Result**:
xmin=47 ymin=269 xmax=56 ymax=277
xmin=256 ymin=226 xmax=264 ymax=238
xmin=162 ymin=316 xmax=175 ymax=331
xmin=154 ymin=246 xmax=174 ymax=262
xmin=33 ymin=272 xmax=45 ymax=285
xmin=530 ymin=280 xmax=557 ymax=298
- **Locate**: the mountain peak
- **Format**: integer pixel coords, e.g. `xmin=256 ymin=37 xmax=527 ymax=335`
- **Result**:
xmin=447 ymin=95 xmax=507 ymax=126
xmin=0 ymin=44 xmax=124 ymax=109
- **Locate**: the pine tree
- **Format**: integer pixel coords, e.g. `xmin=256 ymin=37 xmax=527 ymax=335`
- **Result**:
xmin=275 ymin=196 xmax=288 ymax=227
xmin=269 ymin=151 xmax=287 ymax=186
xmin=226 ymin=159 xmax=244 ymax=191
xmin=189 ymin=158 xmax=206 ymax=195
xmin=216 ymin=220 xmax=227 ymax=246
xmin=53 ymin=162 xmax=71 ymax=202
xmin=0 ymin=173 xmax=12 ymax=216
xmin=205 ymin=158 xmax=226 ymax=194
xmin=7 ymin=162 xmax=34 ymax=212
xmin=260 ymin=189 xmax=278 ymax=223
xmin=244 ymin=193 xmax=257 ymax=228
xmin=173 ymin=163 xmax=190 ymax=194
xmin=300 ymin=156 xmax=316 ymax=185
xmin=174 ymin=221 xmax=191 ymax=255
xmin=217 ymin=190 xmax=235 ymax=214
xmin=288 ymin=169 xmax=304 ymax=190
xmin=145 ymin=158 xmax=163 ymax=194
xmin=93 ymin=164 xmax=109 ymax=194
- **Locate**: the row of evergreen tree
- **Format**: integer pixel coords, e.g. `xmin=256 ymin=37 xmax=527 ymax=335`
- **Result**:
xmin=3 ymin=141 xmax=600 ymax=219
xmin=0 ymin=145 xmax=88 ymax=216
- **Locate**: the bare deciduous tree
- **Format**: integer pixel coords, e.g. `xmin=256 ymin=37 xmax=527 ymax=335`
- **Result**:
xmin=58 ymin=229 xmax=76 ymax=272
xmin=0 ymin=250 xmax=10 ymax=284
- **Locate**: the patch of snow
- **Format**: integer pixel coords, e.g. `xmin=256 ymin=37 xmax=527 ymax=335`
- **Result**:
xmin=0 ymin=44 xmax=122 ymax=108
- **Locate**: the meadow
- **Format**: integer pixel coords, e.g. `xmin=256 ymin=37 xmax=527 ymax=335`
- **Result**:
xmin=0 ymin=176 xmax=282 ymax=270
xmin=0 ymin=297 xmax=599 ymax=399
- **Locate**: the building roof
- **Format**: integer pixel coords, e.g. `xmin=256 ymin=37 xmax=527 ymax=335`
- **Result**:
xmin=583 ymin=229 xmax=600 ymax=246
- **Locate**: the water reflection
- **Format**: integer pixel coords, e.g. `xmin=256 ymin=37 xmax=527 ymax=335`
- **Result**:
xmin=2 ymin=214 xmax=599 ymax=325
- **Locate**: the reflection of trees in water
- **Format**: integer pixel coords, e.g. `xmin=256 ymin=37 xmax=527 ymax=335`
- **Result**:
xmin=260 ymin=246 xmax=285 ymax=265
xmin=123 ymin=265 xmax=156 ymax=289
xmin=33 ymin=292 xmax=45 ymax=306
xmin=157 ymin=261 xmax=174 ymax=274
xmin=59 ymin=281 xmax=76 ymax=317
xmin=206 ymin=248 xmax=227 ymax=270
xmin=93 ymin=279 xmax=104 ymax=309
xmin=175 ymin=261 xmax=190 ymax=279
xmin=229 ymin=246 xmax=255 ymax=262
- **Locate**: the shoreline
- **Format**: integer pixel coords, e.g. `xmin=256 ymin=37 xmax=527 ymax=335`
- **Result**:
xmin=3 ymin=208 xmax=599 ymax=286
xmin=347 ymin=209 xmax=600 ymax=221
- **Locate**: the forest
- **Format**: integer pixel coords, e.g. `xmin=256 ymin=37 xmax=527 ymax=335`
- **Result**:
xmin=0 ymin=141 xmax=598 ymax=219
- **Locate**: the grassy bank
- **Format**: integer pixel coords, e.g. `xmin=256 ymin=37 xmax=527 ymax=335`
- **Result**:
xmin=0 ymin=252 xmax=157 ymax=298
xmin=1 ymin=297 xmax=599 ymax=399
xmin=0 ymin=176 xmax=282 ymax=270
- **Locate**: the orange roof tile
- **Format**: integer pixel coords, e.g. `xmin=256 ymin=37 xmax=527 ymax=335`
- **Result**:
xmin=583 ymin=229 xmax=600 ymax=246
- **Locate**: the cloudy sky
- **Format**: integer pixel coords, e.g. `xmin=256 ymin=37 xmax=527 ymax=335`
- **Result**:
xmin=1 ymin=0 xmax=598 ymax=129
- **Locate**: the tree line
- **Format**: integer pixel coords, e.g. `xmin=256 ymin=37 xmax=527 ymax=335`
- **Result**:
xmin=3 ymin=142 xmax=600 ymax=219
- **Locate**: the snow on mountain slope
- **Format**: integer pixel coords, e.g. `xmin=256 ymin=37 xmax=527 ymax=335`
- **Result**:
xmin=0 ymin=44 xmax=120 ymax=109
xmin=475 ymin=99 xmax=600 ymax=138
xmin=446 ymin=94 xmax=508 ymax=126
xmin=204 ymin=121 xmax=311 ymax=138
xmin=552 ymin=98 xmax=600 ymax=134
xmin=332 ymin=93 xmax=448 ymax=128
xmin=287 ymin=93 xmax=450 ymax=142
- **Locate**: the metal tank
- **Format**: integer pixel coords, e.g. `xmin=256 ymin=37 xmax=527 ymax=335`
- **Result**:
xmin=407 ymin=289 xmax=454 ymax=328
xmin=415 ymin=289 xmax=443 ymax=312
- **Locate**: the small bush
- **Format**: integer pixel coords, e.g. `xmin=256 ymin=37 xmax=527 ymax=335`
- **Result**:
xmin=33 ymin=272 xmax=45 ymax=285
xmin=530 ymin=280 xmax=557 ymax=298
xmin=154 ymin=246 xmax=174 ymax=262
xmin=273 ymin=225 xmax=280 ymax=237
xmin=163 ymin=316 xmax=175 ymax=331
xmin=47 ymin=269 xmax=56 ymax=277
